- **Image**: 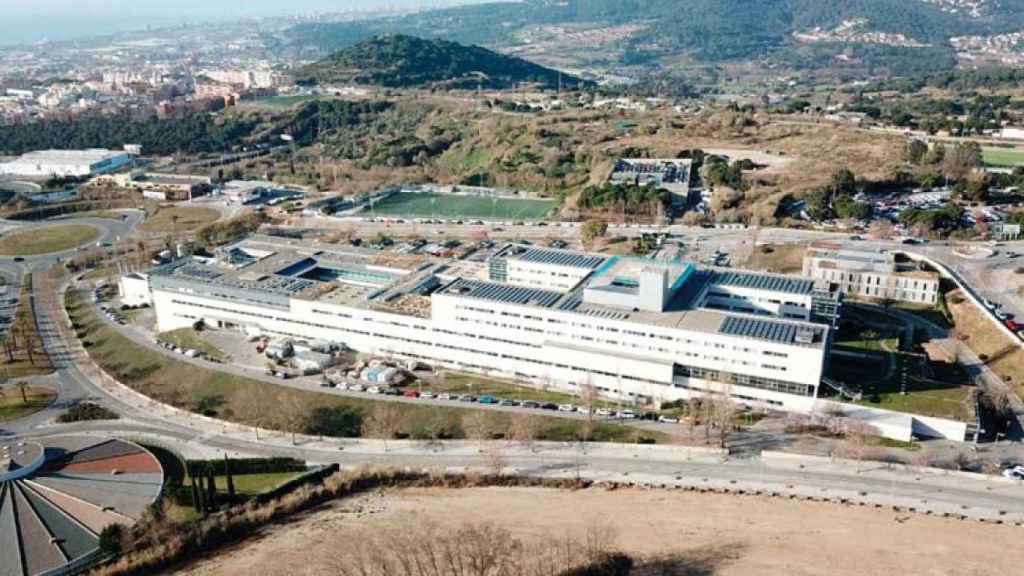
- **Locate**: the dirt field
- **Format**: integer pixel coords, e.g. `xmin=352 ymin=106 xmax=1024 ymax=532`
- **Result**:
xmin=175 ymin=486 xmax=1018 ymax=576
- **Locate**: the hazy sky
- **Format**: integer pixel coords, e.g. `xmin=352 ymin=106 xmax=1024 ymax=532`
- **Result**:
xmin=1 ymin=1 xmax=467 ymax=44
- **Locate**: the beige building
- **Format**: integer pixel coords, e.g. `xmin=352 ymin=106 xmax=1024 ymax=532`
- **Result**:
xmin=802 ymin=243 xmax=939 ymax=305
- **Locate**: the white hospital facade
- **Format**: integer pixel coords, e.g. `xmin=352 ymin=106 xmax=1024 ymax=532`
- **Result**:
xmin=132 ymin=235 xmax=842 ymax=413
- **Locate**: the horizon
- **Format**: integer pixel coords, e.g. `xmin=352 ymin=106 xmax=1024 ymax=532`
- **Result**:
xmin=0 ymin=0 xmax=487 ymax=46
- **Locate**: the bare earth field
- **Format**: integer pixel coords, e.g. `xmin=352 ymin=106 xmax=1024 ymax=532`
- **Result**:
xmin=175 ymin=486 xmax=1017 ymax=576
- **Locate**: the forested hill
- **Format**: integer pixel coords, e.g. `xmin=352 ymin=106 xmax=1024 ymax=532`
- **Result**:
xmin=285 ymin=0 xmax=1024 ymax=74
xmin=296 ymin=34 xmax=585 ymax=90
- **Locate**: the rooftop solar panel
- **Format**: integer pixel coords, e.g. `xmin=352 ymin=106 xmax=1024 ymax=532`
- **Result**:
xmin=443 ymin=279 xmax=563 ymax=308
xmin=512 ymin=248 xmax=605 ymax=270
xmin=710 ymin=271 xmax=813 ymax=295
xmin=719 ymin=316 xmax=816 ymax=345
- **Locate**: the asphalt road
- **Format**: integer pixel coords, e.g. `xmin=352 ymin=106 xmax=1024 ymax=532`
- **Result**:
xmin=2 ymin=211 xmax=1023 ymax=520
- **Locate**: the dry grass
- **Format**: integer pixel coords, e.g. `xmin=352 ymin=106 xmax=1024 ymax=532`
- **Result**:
xmin=946 ymin=289 xmax=1024 ymax=395
xmin=742 ymin=243 xmax=806 ymax=274
xmin=138 ymin=206 xmax=221 ymax=234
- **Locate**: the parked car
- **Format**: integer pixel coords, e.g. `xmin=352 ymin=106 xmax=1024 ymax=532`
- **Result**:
xmin=658 ymin=416 xmax=680 ymax=424
xmin=499 ymin=399 xmax=519 ymax=407
xmin=367 ymin=386 xmax=382 ymax=394
xmin=383 ymin=388 xmax=401 ymax=396
xmin=349 ymin=383 xmax=365 ymax=392
xmin=617 ymin=410 xmax=637 ymax=420
xmin=595 ymin=408 xmax=613 ymax=417
xmin=1002 ymin=467 xmax=1024 ymax=480
xmin=437 ymin=392 xmax=453 ymax=401
xmin=459 ymin=394 xmax=478 ymax=403
xmin=478 ymin=395 xmax=498 ymax=405
xmin=558 ymin=404 xmax=576 ymax=412
xmin=540 ymin=402 xmax=558 ymax=411
xmin=420 ymin=391 xmax=436 ymax=399
xmin=521 ymin=400 xmax=540 ymax=409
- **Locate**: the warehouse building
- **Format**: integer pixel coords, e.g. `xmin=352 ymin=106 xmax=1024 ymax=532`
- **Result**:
xmin=803 ymin=243 xmax=940 ymax=305
xmin=0 ymin=148 xmax=133 ymax=178
xmin=139 ymin=236 xmax=840 ymax=413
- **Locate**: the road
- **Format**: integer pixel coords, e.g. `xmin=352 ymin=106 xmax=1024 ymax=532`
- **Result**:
xmin=2 ymin=212 xmax=1023 ymax=523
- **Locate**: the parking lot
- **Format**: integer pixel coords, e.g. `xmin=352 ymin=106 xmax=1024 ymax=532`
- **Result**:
xmin=0 ymin=275 xmax=20 ymax=341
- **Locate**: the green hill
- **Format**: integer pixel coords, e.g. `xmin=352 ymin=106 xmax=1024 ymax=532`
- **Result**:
xmin=296 ymin=34 xmax=587 ymax=90
xmin=286 ymin=0 xmax=1024 ymax=76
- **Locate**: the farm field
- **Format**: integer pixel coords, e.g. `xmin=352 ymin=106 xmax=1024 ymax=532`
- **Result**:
xmin=368 ymin=192 xmax=554 ymax=220
xmin=983 ymin=146 xmax=1024 ymax=167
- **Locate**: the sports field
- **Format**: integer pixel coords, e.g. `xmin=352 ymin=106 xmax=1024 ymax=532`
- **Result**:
xmin=368 ymin=192 xmax=554 ymax=220
xmin=982 ymin=146 xmax=1024 ymax=167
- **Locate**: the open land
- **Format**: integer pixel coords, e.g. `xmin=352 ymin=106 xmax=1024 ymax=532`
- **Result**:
xmin=0 ymin=224 xmax=100 ymax=255
xmin=175 ymin=486 xmax=1021 ymax=576
xmin=138 ymin=206 xmax=221 ymax=234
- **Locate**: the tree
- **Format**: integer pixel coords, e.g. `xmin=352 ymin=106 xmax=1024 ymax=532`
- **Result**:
xmin=98 ymin=524 xmax=126 ymax=557
xmin=904 ymin=139 xmax=928 ymax=165
xmin=364 ymin=403 xmax=405 ymax=451
xmin=833 ymin=418 xmax=879 ymax=471
xmin=510 ymin=414 xmax=544 ymax=452
xmin=868 ymin=219 xmax=895 ymax=240
xmin=580 ymin=219 xmax=608 ymax=248
xmin=943 ymin=141 xmax=982 ymax=182
xmin=238 ymin=394 xmax=267 ymax=441
xmin=709 ymin=390 xmax=737 ymax=449
xmin=462 ymin=410 xmax=499 ymax=449
xmin=17 ymin=382 xmax=28 ymax=404
xmin=224 ymin=453 xmax=236 ymax=499
xmin=280 ymin=393 xmax=308 ymax=446
xmin=953 ymin=172 xmax=990 ymax=202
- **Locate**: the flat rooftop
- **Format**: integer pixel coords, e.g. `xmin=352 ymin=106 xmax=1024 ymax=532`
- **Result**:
xmin=6 ymin=148 xmax=129 ymax=164
xmin=709 ymin=270 xmax=815 ymax=296
xmin=498 ymin=245 xmax=606 ymax=269
xmin=147 ymin=236 xmax=828 ymax=347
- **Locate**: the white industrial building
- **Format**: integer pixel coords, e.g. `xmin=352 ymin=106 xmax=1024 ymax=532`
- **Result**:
xmin=0 ymin=149 xmax=133 ymax=178
xmin=803 ymin=243 xmax=940 ymax=305
xmin=133 ymin=235 xmax=843 ymax=414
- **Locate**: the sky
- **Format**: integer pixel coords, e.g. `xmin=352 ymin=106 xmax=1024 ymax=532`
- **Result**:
xmin=0 ymin=0 xmax=468 ymax=45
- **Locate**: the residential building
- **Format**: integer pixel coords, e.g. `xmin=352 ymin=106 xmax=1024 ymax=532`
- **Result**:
xmin=802 ymin=243 xmax=940 ymax=304
xmin=137 ymin=236 xmax=841 ymax=413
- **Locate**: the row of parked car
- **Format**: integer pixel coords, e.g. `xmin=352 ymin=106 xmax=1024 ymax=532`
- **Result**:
xmin=99 ymin=305 xmax=127 ymax=326
xmin=155 ymin=339 xmax=204 ymax=359
xmin=317 ymin=380 xmax=681 ymax=423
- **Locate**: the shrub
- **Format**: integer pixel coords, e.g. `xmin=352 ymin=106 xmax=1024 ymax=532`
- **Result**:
xmin=304 ymin=405 xmax=363 ymax=438
xmin=57 ymin=402 xmax=120 ymax=423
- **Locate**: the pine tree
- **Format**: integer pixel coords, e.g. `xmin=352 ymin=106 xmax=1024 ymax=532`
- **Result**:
xmin=224 ymin=453 xmax=236 ymax=498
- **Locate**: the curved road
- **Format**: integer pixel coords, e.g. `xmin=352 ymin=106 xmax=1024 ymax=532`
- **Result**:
xmin=1 ymin=213 xmax=1022 ymax=522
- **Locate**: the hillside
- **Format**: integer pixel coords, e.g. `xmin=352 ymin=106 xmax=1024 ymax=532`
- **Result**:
xmin=286 ymin=0 xmax=1024 ymax=78
xmin=296 ymin=34 xmax=586 ymax=90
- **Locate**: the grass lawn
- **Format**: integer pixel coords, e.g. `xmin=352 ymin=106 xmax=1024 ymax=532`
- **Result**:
xmin=435 ymin=372 xmax=615 ymax=408
xmin=369 ymin=192 xmax=554 ymax=221
xmin=0 ymin=386 xmax=55 ymax=422
xmin=185 ymin=472 xmax=303 ymax=496
xmin=0 ymin=224 xmax=100 ymax=255
xmin=983 ymin=146 xmax=1024 ymax=167
xmin=743 ymin=244 xmax=806 ymax=274
xmin=139 ymin=206 xmax=221 ymax=234
xmin=834 ymin=354 xmax=974 ymax=421
xmin=68 ymin=290 xmax=662 ymax=444
xmin=833 ymin=303 xmax=973 ymax=420
xmin=159 ymin=328 xmax=229 ymax=362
